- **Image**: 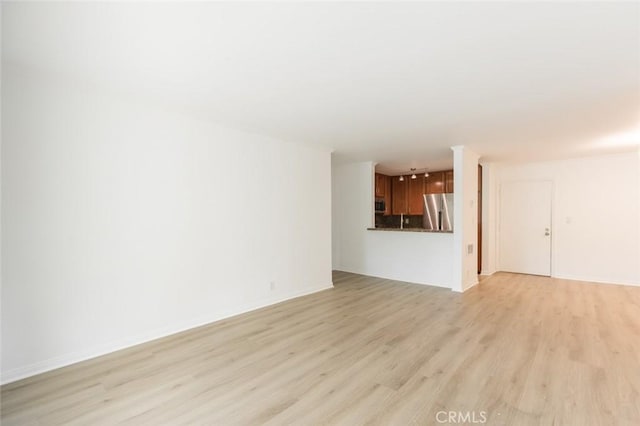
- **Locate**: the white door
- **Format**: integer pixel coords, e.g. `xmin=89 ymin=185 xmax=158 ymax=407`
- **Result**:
xmin=499 ymin=180 xmax=552 ymax=276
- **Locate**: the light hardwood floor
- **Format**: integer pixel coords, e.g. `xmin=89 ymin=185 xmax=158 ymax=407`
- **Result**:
xmin=2 ymin=272 xmax=640 ymax=425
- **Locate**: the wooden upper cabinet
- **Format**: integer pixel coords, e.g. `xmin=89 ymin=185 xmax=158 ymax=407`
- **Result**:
xmin=407 ymin=176 xmax=424 ymax=215
xmin=426 ymin=171 xmax=445 ymax=194
xmin=386 ymin=170 xmax=453 ymax=216
xmin=374 ymin=173 xmax=391 ymax=216
xmin=391 ymin=176 xmax=408 ymax=215
xmin=445 ymin=170 xmax=454 ymax=193
xmin=384 ymin=179 xmax=391 ymax=216
xmin=375 ymin=173 xmax=386 ymax=197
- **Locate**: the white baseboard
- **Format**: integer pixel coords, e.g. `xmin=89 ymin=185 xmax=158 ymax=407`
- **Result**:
xmin=491 ymin=269 xmax=639 ymax=288
xmin=463 ymin=278 xmax=480 ymax=292
xmin=551 ymin=274 xmax=639 ymax=288
xmin=333 ymin=267 xmax=451 ymax=289
xmin=450 ymin=277 xmax=480 ymax=293
xmin=1 ymin=283 xmax=334 ymax=385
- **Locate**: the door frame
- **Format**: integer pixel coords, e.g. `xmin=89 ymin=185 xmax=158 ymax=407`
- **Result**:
xmin=477 ymin=165 xmax=482 ymax=274
xmin=497 ymin=179 xmax=555 ymax=276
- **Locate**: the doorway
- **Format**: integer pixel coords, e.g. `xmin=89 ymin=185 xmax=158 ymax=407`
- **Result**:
xmin=499 ymin=180 xmax=552 ymax=276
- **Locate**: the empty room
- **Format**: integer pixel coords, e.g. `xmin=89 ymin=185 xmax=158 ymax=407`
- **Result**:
xmin=2 ymin=1 xmax=639 ymax=425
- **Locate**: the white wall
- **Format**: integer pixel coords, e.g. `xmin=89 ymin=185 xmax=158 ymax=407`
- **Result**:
xmin=332 ymin=161 xmax=374 ymax=271
xmin=1 ymin=64 xmax=333 ymax=383
xmin=357 ymin=230 xmax=453 ymax=287
xmin=490 ymin=151 xmax=640 ymax=286
xmin=332 ymin=160 xmax=453 ymax=288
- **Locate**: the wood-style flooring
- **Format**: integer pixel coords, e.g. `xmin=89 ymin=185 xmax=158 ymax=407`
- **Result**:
xmin=2 ymin=271 xmax=640 ymax=425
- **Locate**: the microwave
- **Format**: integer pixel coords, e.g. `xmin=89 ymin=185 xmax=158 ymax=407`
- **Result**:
xmin=375 ymin=199 xmax=386 ymax=212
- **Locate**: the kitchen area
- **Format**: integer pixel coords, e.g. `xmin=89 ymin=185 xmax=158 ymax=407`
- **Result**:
xmin=371 ymin=168 xmax=455 ymax=232
xmin=333 ymin=151 xmax=481 ymax=290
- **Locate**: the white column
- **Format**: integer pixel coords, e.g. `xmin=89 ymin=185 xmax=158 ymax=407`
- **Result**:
xmin=637 ymin=147 xmax=640 ymax=284
xmin=451 ymin=145 xmax=480 ymax=292
xmin=480 ymin=162 xmax=497 ymax=276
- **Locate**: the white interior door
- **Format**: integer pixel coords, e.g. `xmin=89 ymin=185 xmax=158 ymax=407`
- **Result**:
xmin=499 ymin=180 xmax=552 ymax=276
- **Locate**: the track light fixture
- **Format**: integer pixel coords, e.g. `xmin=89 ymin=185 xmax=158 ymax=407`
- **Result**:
xmin=397 ymin=167 xmax=429 ymax=181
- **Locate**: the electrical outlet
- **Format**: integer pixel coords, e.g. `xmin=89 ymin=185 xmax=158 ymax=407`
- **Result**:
xmin=467 ymin=244 xmax=474 ymax=254
xmin=270 ymin=281 xmax=276 ymax=291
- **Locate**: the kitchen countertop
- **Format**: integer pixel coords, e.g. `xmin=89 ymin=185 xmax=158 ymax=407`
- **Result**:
xmin=367 ymin=227 xmax=453 ymax=233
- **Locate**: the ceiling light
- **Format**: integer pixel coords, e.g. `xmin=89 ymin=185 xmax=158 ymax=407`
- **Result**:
xmin=397 ymin=167 xmax=429 ymax=181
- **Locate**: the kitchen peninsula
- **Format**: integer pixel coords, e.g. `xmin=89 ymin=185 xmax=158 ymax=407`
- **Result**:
xmin=367 ymin=227 xmax=452 ymax=233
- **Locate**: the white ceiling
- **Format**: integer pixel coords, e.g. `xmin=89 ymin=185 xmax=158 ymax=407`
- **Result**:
xmin=3 ymin=2 xmax=639 ymax=174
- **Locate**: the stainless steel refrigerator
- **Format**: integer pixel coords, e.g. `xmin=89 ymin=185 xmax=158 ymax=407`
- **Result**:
xmin=422 ymin=193 xmax=454 ymax=231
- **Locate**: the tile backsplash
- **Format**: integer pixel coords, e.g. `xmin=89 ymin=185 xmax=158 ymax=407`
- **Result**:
xmin=375 ymin=214 xmax=423 ymax=228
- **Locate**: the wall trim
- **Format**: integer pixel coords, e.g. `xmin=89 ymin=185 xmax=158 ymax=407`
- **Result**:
xmin=332 ymin=268 xmax=451 ymax=289
xmin=551 ymin=274 xmax=639 ymax=288
xmin=464 ymin=277 xmax=480 ymax=292
xmin=451 ymin=277 xmax=480 ymax=293
xmin=1 ymin=283 xmax=334 ymax=385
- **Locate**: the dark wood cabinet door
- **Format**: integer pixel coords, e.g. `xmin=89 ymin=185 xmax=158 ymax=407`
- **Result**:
xmin=375 ymin=173 xmax=386 ymax=197
xmin=383 ymin=175 xmax=391 ymax=215
xmin=391 ymin=176 xmax=408 ymax=215
xmin=408 ymin=176 xmax=424 ymax=215
xmin=445 ymin=170 xmax=454 ymax=193
xmin=426 ymin=171 xmax=445 ymax=194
